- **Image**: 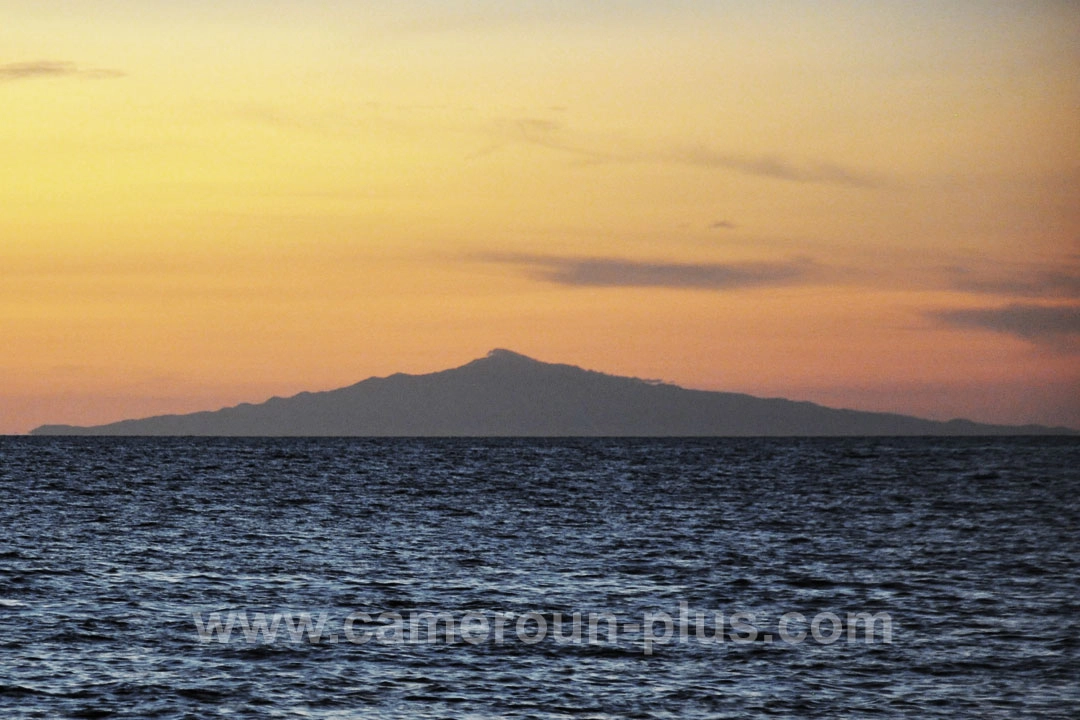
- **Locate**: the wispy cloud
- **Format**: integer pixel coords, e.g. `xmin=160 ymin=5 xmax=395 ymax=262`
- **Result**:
xmin=238 ymin=103 xmax=885 ymax=191
xmin=468 ymin=116 xmax=613 ymax=162
xmin=709 ymin=220 xmax=737 ymax=230
xmin=0 ymin=60 xmax=125 ymax=82
xmin=479 ymin=253 xmax=815 ymax=290
xmin=477 ymin=116 xmax=886 ymax=188
xmin=669 ymin=146 xmax=885 ymax=188
xmin=930 ymin=303 xmax=1080 ymax=348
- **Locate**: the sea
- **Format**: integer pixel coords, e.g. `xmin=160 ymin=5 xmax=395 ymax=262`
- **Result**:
xmin=0 ymin=436 xmax=1077 ymax=719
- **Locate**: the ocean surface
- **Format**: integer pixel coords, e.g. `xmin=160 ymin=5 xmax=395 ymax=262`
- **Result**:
xmin=1 ymin=437 xmax=1077 ymax=719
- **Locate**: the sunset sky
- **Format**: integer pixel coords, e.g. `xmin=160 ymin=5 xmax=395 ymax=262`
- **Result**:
xmin=2 ymin=0 xmax=1078 ymax=433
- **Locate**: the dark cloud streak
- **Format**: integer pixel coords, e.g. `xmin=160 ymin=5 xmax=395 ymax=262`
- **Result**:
xmin=930 ymin=304 xmax=1080 ymax=345
xmin=948 ymin=267 xmax=1080 ymax=300
xmin=0 ymin=60 xmax=125 ymax=82
xmin=479 ymin=253 xmax=814 ymax=290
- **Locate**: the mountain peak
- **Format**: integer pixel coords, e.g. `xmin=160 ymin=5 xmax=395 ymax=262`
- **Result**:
xmin=483 ymin=348 xmax=541 ymax=363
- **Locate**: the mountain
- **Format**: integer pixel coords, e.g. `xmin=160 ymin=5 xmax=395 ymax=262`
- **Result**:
xmin=29 ymin=349 xmax=1075 ymax=436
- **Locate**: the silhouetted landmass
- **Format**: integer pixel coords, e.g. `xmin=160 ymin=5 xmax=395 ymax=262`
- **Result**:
xmin=30 ymin=349 xmax=1076 ymax=436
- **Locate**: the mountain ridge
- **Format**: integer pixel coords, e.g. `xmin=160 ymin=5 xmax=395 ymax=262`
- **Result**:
xmin=29 ymin=349 xmax=1076 ymax=436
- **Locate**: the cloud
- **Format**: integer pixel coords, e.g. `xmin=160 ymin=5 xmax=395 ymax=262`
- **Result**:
xmin=479 ymin=253 xmax=814 ymax=290
xmin=79 ymin=67 xmax=126 ymax=80
xmin=0 ymin=60 xmax=124 ymax=82
xmin=947 ymin=266 xmax=1080 ymax=300
xmin=0 ymin=61 xmax=77 ymax=81
xmin=671 ymin=146 xmax=884 ymax=188
xmin=473 ymin=117 xmax=886 ymax=188
xmin=468 ymin=116 xmax=613 ymax=162
xmin=709 ymin=220 xmax=737 ymax=230
xmin=930 ymin=303 xmax=1080 ymax=346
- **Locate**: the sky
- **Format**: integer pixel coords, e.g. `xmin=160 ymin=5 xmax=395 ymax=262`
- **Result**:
xmin=2 ymin=0 xmax=1079 ymax=433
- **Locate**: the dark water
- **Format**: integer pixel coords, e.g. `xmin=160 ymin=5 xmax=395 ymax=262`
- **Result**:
xmin=1 ymin=437 xmax=1078 ymax=719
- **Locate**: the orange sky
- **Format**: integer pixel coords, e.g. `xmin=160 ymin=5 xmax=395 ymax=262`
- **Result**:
xmin=2 ymin=0 xmax=1079 ymax=433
